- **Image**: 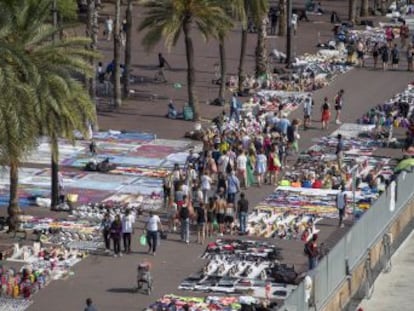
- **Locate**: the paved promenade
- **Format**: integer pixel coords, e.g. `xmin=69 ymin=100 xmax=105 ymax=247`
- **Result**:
xmin=359 ymin=232 xmax=414 ymax=311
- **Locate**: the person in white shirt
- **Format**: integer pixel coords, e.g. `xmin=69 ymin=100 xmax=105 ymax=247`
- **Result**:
xmin=218 ymin=151 xmax=230 ymax=174
xmin=200 ymin=172 xmax=213 ymax=204
xmin=105 ymin=16 xmax=113 ymax=41
xmin=236 ymin=151 xmax=248 ymax=188
xmin=291 ymin=13 xmax=298 ymax=35
xmin=122 ymin=209 xmax=134 ymax=253
xmin=145 ymin=211 xmax=163 ymax=256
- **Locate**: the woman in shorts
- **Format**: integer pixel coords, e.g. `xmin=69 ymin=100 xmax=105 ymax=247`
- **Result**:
xmin=224 ymin=203 xmax=235 ymax=235
xmin=216 ymin=196 xmax=226 ymax=236
xmin=206 ymin=197 xmax=216 ymax=237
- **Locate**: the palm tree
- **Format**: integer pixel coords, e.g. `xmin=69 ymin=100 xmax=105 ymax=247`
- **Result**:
xmin=113 ymin=0 xmax=122 ymax=108
xmin=349 ymin=0 xmax=357 ymax=22
xmin=0 ymin=0 xmax=97 ymax=211
xmin=123 ymin=0 xmax=134 ymax=98
xmin=138 ymin=0 xmax=231 ymax=120
xmin=255 ymin=15 xmax=269 ymax=78
xmin=278 ymin=0 xmax=286 ymax=36
xmin=237 ymin=0 xmax=268 ymax=92
xmin=360 ymin=0 xmax=369 ymax=16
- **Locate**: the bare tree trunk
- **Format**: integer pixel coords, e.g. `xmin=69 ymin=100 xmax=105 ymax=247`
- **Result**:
xmin=113 ymin=0 xmax=122 ymax=109
xmin=51 ymin=137 xmax=59 ymax=209
xmin=87 ymin=0 xmax=99 ymax=130
xmin=361 ymin=0 xmax=369 ymax=16
xmin=183 ymin=19 xmax=198 ymax=120
xmin=123 ymin=0 xmax=133 ymax=98
xmin=278 ymin=0 xmax=287 ymax=36
xmin=8 ymin=162 xmax=20 ymax=220
xmin=218 ymin=36 xmax=226 ymax=102
xmin=349 ymin=0 xmax=357 ymax=22
xmin=255 ymin=17 xmax=268 ymax=78
xmin=237 ymin=28 xmax=247 ymax=93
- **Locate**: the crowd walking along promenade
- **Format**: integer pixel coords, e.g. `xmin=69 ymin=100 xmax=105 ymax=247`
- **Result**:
xmin=1 ymin=1 xmax=414 ymax=311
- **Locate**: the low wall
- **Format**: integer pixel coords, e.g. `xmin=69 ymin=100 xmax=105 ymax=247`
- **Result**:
xmin=321 ymin=196 xmax=414 ymax=311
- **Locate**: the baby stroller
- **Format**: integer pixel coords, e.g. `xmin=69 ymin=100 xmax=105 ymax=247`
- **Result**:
xmin=137 ymin=262 xmax=153 ymax=295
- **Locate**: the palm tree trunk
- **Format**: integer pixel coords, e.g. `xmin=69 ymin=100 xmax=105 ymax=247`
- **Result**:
xmin=51 ymin=137 xmax=60 ymax=209
xmin=237 ymin=28 xmax=247 ymax=93
xmin=87 ymin=0 xmax=99 ymax=130
xmin=360 ymin=0 xmax=369 ymax=16
xmin=183 ymin=19 xmax=198 ymax=120
xmin=278 ymin=0 xmax=287 ymax=36
xmin=113 ymin=0 xmax=122 ymax=109
xmin=255 ymin=18 xmax=268 ymax=78
xmin=218 ymin=36 xmax=226 ymax=102
xmin=349 ymin=0 xmax=357 ymax=22
xmin=123 ymin=0 xmax=133 ymax=98
xmin=8 ymin=162 xmax=20 ymax=219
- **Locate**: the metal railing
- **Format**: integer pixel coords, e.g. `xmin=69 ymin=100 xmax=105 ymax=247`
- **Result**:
xmin=280 ymin=171 xmax=414 ymax=311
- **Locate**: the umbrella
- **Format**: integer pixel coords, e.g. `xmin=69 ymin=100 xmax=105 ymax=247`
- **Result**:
xmin=394 ymin=158 xmax=414 ymax=172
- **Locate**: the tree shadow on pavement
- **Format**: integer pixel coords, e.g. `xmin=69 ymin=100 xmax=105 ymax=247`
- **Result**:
xmin=107 ymin=287 xmax=137 ymax=294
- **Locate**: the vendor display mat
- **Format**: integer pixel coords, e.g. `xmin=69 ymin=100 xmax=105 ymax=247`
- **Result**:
xmin=0 ymin=298 xmax=33 ymax=311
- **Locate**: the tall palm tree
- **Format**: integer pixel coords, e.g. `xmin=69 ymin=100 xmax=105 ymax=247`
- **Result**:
xmin=360 ymin=0 xmax=369 ymax=16
xmin=113 ymin=0 xmax=122 ymax=108
xmin=0 ymin=0 xmax=97 ymax=211
xmin=349 ymin=0 xmax=357 ymax=22
xmin=123 ymin=0 xmax=134 ymax=98
xmin=237 ymin=0 xmax=267 ymax=92
xmin=278 ymin=0 xmax=287 ymax=36
xmin=255 ymin=15 xmax=269 ymax=78
xmin=138 ymin=0 xmax=231 ymax=120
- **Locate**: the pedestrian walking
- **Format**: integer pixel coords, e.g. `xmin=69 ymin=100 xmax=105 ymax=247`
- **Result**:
xmin=292 ymin=12 xmax=298 ymax=35
xmin=200 ymin=171 xmax=212 ymax=204
xmin=206 ymin=197 xmax=217 ymax=237
xmin=267 ymin=145 xmax=281 ymax=186
xmin=269 ymin=7 xmax=278 ymax=35
xmin=336 ymin=184 xmax=347 ymax=228
xmin=178 ymin=195 xmax=191 ymax=244
xmin=304 ymin=234 xmax=319 ymax=270
xmin=391 ymin=43 xmax=399 ymax=70
xmin=155 ymin=53 xmax=171 ymax=83
xmin=230 ymin=93 xmax=240 ymax=123
xmin=84 ymin=298 xmax=97 ymax=311
xmin=336 ymin=134 xmax=344 ymax=171
xmin=381 ymin=44 xmax=389 ymax=71
xmin=104 ymin=16 xmax=113 ymax=41
xmin=121 ymin=209 xmax=134 ymax=254
xmin=195 ymin=203 xmax=206 ymax=244
xmin=236 ymin=150 xmax=248 ymax=189
xmin=303 ymin=93 xmax=313 ymax=130
xmin=100 ymin=213 xmax=112 ymax=253
xmin=400 ymin=21 xmax=409 ymax=48
xmin=372 ymin=42 xmax=379 ymax=69
xmin=110 ymin=215 xmax=122 ymax=257
xmin=237 ymin=192 xmax=249 ymax=235
xmin=334 ymin=89 xmax=344 ymax=124
xmin=407 ymin=44 xmax=414 ymax=71
xmin=145 ymin=211 xmax=163 ymax=256
xmin=255 ymin=149 xmax=267 ymax=186
xmin=226 ymin=170 xmax=240 ymax=205
xmin=321 ymin=97 xmax=331 ymax=130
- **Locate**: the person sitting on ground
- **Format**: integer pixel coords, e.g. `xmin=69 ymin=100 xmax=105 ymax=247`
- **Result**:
xmin=167 ymin=101 xmax=178 ymax=119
